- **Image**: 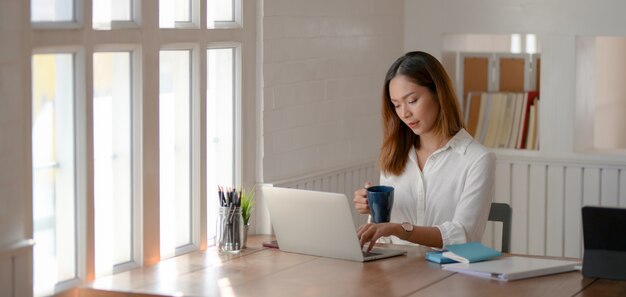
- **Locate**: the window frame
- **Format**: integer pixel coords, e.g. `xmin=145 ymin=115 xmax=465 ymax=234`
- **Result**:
xmin=207 ymin=41 xmax=242 ymax=183
xmin=91 ymin=44 xmax=144 ymax=276
xmin=30 ymin=45 xmax=86 ymax=295
xmin=27 ymin=0 xmax=253 ymax=294
xmin=92 ymin=0 xmax=141 ymax=30
xmin=205 ymin=42 xmax=242 ymax=245
xmin=158 ymin=43 xmax=202 ymax=258
xmin=30 ymin=0 xmax=84 ymax=29
xmin=160 ymin=0 xmax=200 ymax=29
xmin=207 ymin=0 xmax=242 ymax=29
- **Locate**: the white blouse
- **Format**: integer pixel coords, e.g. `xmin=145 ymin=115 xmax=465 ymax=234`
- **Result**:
xmin=380 ymin=129 xmax=495 ymax=247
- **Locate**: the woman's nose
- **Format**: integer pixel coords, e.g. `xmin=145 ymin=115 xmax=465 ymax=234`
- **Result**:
xmin=402 ymin=106 xmax=411 ymax=118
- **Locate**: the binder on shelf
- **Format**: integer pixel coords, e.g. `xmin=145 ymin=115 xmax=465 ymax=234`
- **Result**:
xmin=515 ymin=92 xmax=529 ymax=149
xmin=526 ymin=102 xmax=536 ymax=150
xmin=496 ymin=93 xmax=515 ymax=148
xmin=463 ymin=91 xmax=539 ymax=150
xmin=518 ymin=91 xmax=539 ymax=149
xmin=475 ymin=93 xmax=490 ymax=144
xmin=483 ymin=93 xmax=503 ymax=148
xmin=508 ymin=93 xmax=524 ymax=148
xmin=465 ymin=92 xmax=483 ymax=137
xmin=532 ymin=100 xmax=539 ymax=149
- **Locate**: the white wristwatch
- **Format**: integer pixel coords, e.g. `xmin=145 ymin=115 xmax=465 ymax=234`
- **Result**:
xmin=400 ymin=222 xmax=413 ymax=239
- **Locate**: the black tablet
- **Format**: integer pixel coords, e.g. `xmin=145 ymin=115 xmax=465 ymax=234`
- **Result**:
xmin=582 ymin=206 xmax=626 ymax=280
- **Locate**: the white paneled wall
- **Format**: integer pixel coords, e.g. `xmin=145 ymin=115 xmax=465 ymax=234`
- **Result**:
xmin=0 ymin=241 xmax=33 ymax=297
xmin=262 ymin=0 xmax=404 ymax=182
xmin=482 ymin=153 xmax=626 ymax=258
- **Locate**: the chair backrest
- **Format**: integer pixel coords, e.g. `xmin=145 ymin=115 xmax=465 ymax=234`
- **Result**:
xmin=488 ymin=202 xmax=512 ymax=253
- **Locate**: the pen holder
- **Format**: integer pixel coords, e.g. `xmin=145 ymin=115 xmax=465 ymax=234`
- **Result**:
xmin=217 ymin=206 xmax=244 ymax=253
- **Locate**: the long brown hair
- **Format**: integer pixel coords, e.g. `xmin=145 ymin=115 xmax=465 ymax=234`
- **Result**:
xmin=379 ymin=51 xmax=464 ymax=176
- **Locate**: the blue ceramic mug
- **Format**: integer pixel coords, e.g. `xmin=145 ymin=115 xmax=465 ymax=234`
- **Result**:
xmin=366 ymin=185 xmax=394 ymax=223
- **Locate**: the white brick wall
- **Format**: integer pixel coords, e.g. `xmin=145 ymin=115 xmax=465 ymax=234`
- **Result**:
xmin=0 ymin=0 xmax=32 ymax=296
xmin=262 ymin=0 xmax=404 ymax=182
xmin=0 ymin=0 xmax=28 ymax=250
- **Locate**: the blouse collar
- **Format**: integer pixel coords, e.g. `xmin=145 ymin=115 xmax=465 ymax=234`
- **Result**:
xmin=408 ymin=128 xmax=473 ymax=162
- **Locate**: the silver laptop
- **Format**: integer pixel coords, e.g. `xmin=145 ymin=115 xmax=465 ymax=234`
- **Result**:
xmin=262 ymin=185 xmax=406 ymax=262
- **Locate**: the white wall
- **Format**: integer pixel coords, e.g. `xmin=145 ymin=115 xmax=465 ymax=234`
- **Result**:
xmin=261 ymin=0 xmax=404 ymax=182
xmin=404 ymin=0 xmax=626 ymax=156
xmin=0 ymin=0 xmax=33 ymax=295
xmin=0 ymin=0 xmax=30 ymax=253
xmin=0 ymin=0 xmax=30 ymax=251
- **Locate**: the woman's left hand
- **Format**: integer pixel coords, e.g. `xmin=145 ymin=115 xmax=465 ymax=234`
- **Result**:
xmin=357 ymin=223 xmax=397 ymax=252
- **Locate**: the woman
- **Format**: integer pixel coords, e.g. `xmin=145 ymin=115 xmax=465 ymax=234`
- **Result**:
xmin=354 ymin=51 xmax=495 ymax=252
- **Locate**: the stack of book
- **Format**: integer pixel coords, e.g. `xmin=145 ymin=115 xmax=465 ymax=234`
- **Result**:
xmin=426 ymin=242 xmax=502 ymax=264
xmin=425 ymin=242 xmax=580 ymax=282
xmin=464 ymin=91 xmax=539 ymax=150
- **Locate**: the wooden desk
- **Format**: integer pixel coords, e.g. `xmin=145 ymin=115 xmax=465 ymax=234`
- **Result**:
xmin=82 ymin=235 xmax=626 ymax=297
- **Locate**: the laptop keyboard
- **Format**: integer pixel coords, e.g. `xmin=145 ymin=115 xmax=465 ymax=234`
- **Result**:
xmin=362 ymin=251 xmax=381 ymax=257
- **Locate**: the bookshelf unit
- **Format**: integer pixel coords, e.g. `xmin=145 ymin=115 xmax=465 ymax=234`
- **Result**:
xmin=451 ymin=52 xmax=541 ymax=151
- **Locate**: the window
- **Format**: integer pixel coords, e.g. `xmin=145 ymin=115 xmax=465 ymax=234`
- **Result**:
xmin=93 ymin=51 xmax=136 ymax=276
xmin=576 ymin=36 xmax=626 ymax=152
xmin=159 ymin=0 xmax=195 ymax=28
xmin=159 ymin=49 xmax=194 ymax=258
xmin=92 ymin=0 xmax=133 ymax=29
xmin=207 ymin=0 xmax=240 ymax=28
xmin=206 ymin=47 xmax=237 ymax=243
xmin=32 ymin=53 xmax=77 ymax=296
xmin=31 ymin=0 xmax=74 ymax=22
xmin=29 ymin=0 xmax=251 ymax=294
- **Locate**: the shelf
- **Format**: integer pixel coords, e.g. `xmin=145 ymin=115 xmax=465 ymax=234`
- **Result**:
xmin=493 ymin=148 xmax=626 ymax=168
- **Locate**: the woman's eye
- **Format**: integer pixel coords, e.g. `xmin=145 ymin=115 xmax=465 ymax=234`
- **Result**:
xmin=409 ymin=98 xmax=417 ymax=104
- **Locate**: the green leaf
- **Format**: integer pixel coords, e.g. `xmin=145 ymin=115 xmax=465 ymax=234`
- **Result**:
xmin=239 ymin=186 xmax=255 ymax=225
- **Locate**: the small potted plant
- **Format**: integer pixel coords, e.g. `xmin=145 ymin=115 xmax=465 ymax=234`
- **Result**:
xmin=240 ymin=186 xmax=255 ymax=248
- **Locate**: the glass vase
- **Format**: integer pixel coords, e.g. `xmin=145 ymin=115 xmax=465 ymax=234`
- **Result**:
xmin=216 ymin=206 xmax=244 ymax=253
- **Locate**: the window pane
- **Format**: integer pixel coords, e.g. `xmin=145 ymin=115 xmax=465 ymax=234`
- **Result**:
xmin=207 ymin=48 xmax=235 ymax=244
xmin=159 ymin=0 xmax=192 ymax=28
xmin=593 ymin=36 xmax=626 ymax=149
xmin=93 ymin=52 xmax=133 ymax=276
xmin=207 ymin=0 xmax=234 ymax=24
xmin=32 ymin=53 xmax=76 ymax=295
xmin=31 ymin=0 xmax=74 ymax=22
xmin=93 ymin=0 xmax=132 ymax=29
xmin=159 ymin=50 xmax=192 ymax=258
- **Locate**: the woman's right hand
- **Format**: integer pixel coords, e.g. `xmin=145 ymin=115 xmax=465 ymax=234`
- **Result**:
xmin=353 ymin=182 xmax=372 ymax=214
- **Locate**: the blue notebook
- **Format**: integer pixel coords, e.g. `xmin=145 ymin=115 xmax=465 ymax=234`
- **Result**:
xmin=425 ymin=251 xmax=456 ymax=264
xmin=426 ymin=242 xmax=501 ymax=264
